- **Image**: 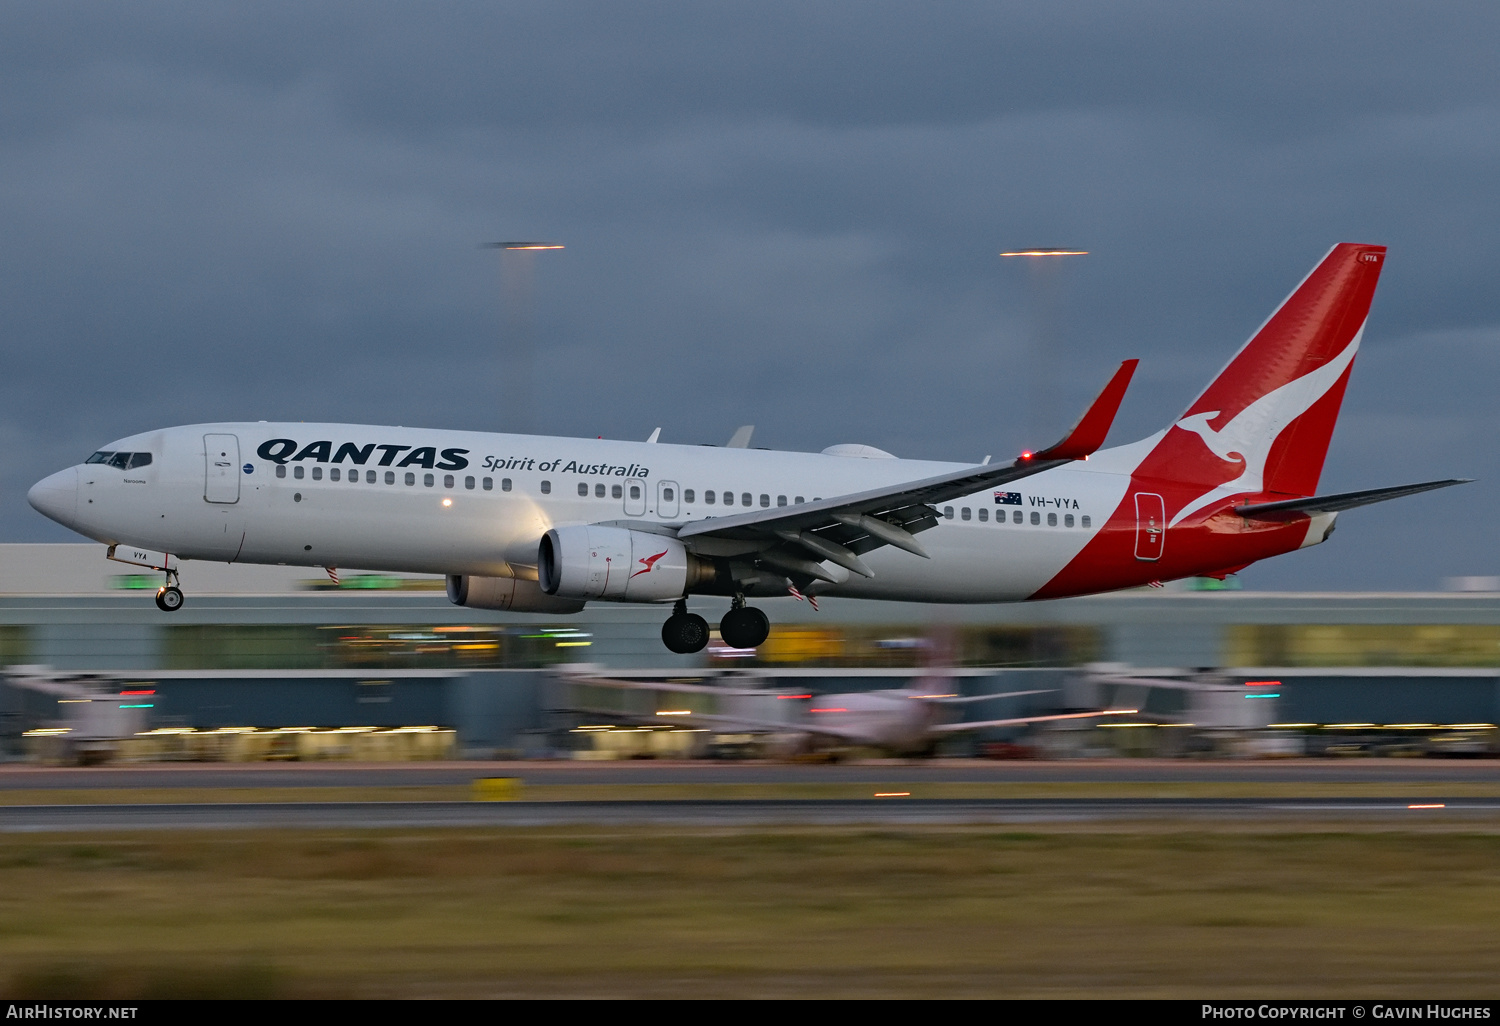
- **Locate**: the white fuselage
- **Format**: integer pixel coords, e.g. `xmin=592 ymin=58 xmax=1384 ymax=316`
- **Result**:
xmin=31 ymin=422 xmax=1149 ymax=603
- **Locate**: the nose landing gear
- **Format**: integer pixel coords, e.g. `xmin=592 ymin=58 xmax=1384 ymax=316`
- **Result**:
xmin=154 ymin=570 xmax=184 ymax=612
xmin=662 ymin=599 xmax=709 ymax=654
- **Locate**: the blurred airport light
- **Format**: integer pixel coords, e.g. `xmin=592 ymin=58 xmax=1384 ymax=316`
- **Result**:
xmin=1000 ymin=247 xmax=1087 ymax=445
xmin=483 ymin=241 xmax=565 ymax=433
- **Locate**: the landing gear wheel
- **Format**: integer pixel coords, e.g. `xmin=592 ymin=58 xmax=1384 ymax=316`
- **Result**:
xmin=155 ymin=586 xmax=184 ymax=612
xmin=662 ymin=612 xmax=710 ymax=654
xmin=719 ymin=606 xmax=770 ymax=649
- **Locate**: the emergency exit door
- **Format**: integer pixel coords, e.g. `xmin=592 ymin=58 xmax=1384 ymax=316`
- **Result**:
xmin=1134 ymin=491 xmax=1164 ymax=561
xmin=622 ymin=478 xmax=647 ymax=516
xmin=204 ymin=434 xmax=240 ymax=503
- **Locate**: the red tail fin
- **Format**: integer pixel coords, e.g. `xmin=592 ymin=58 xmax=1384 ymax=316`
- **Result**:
xmin=1143 ymin=243 xmax=1386 ymax=525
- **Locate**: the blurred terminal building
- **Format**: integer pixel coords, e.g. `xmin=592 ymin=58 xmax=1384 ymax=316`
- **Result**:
xmin=2 ymin=544 xmax=1499 ymax=761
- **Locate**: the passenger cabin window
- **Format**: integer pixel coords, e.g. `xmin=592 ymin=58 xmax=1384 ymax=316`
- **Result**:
xmin=978 ymin=508 xmax=988 ymax=522
xmin=311 ymin=467 xmax=322 ymax=481
xmin=1081 ymin=515 xmax=1091 ymax=528
xmin=1047 ymin=513 xmax=1057 ymax=527
xmin=276 ymin=465 xmax=286 ymax=479
xmin=540 ymin=480 xmax=551 ymax=494
xmin=777 ymin=495 xmax=787 ymax=506
xmin=664 ymin=487 xmax=675 ymax=502
xmin=366 ymin=470 xmax=376 ymax=484
xmin=595 ymin=483 xmax=606 ymax=498
xmin=759 ymin=494 xmax=769 ymax=507
xmin=961 ymin=507 xmax=971 ymax=521
xmin=795 ymin=496 xmax=804 ymax=504
xmin=385 ymin=471 xmax=396 ymax=485
xmin=741 ymin=492 xmax=752 ymax=507
xmin=577 ymin=482 xmax=589 ymax=497
xmin=424 ymin=473 xmax=434 ymax=487
xmin=330 ymin=468 xmax=340 ymax=481
xmin=705 ymin=490 xmax=716 ymax=504
xmin=1065 ymin=514 xmax=1074 ymax=528
xmin=943 ymin=506 xmax=954 ymax=519
xmin=684 ymin=489 xmax=695 ymax=503
xmin=612 ymin=484 xmax=622 ymax=499
xmin=482 ymin=477 xmax=494 ymax=491
xmin=1030 ymin=511 xmax=1040 ymax=525
xmin=294 ymin=466 xmax=305 ymax=480
xmin=629 ymin=484 xmax=641 ymax=500
xmin=444 ymin=474 xmax=455 ymax=488
xmin=404 ymin=472 xmax=416 ymax=486
xmin=464 ymin=476 xmax=474 ymax=489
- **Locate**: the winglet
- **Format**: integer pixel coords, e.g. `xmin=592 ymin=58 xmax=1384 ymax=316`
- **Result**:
xmin=1030 ymin=359 xmax=1139 ymax=461
xmin=726 ymin=425 xmax=755 ymax=448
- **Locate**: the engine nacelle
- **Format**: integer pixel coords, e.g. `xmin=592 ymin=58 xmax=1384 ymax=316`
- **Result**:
xmin=446 ymin=574 xmax=586 ymax=613
xmin=538 ymin=525 xmax=711 ymax=602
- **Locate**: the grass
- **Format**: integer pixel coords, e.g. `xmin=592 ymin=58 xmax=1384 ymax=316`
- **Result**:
xmin=1 ymin=825 xmax=1499 ymax=998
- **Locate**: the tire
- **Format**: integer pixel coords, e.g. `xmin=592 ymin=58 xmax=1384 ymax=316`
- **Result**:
xmin=719 ymin=606 xmax=770 ymax=649
xmin=155 ymin=586 xmax=184 ymax=612
xmin=662 ymin=613 xmax=710 ymax=654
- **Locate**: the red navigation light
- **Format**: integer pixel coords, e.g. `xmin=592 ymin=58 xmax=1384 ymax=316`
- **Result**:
xmin=1019 ymin=451 xmax=1034 ymax=462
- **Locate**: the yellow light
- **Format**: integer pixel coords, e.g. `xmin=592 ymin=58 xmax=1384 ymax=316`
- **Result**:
xmin=442 ymin=498 xmax=452 ymax=507
xmin=555 ymin=641 xmax=592 ymax=647
xmin=1000 ymin=249 xmax=1089 ymax=257
xmin=656 ymin=710 xmax=692 ymax=716
xmin=874 ymin=792 xmax=911 ymax=798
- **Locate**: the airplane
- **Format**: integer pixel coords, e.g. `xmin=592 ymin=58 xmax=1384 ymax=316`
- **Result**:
xmin=28 ymin=243 xmax=1468 ymax=654
xmin=552 ymin=668 xmax=1136 ymax=756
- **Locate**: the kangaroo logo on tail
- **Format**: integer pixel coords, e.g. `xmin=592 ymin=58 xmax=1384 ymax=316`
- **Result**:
xmin=1169 ymin=330 xmax=1363 ymax=526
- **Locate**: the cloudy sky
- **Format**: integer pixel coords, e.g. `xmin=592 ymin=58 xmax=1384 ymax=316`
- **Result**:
xmin=3 ymin=2 xmax=1496 ymax=590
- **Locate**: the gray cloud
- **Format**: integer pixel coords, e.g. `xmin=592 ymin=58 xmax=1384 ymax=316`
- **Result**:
xmin=3 ymin=1 xmax=1497 ymax=590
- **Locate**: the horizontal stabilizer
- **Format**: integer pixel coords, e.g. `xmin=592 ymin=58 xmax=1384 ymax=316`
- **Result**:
xmin=1032 ymin=359 xmax=1139 ymax=460
xmin=1234 ymin=478 xmax=1471 ymax=520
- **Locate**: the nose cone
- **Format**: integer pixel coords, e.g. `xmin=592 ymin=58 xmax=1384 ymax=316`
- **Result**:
xmin=28 ymin=467 xmax=79 ymax=528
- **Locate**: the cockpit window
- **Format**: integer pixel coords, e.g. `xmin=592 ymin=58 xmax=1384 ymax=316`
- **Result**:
xmin=87 ymin=451 xmax=153 ymax=469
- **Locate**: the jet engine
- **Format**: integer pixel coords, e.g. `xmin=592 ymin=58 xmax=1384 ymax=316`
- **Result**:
xmin=538 ymin=525 xmax=713 ymax=602
xmin=446 ymin=574 xmax=586 ymax=613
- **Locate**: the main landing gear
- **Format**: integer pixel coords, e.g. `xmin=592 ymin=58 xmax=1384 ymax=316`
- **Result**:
xmin=719 ymin=596 xmax=770 ymax=650
xmin=662 ymin=599 xmax=710 ymax=654
xmin=660 ymin=595 xmax=772 ymax=654
xmin=154 ymin=569 xmax=184 ymax=612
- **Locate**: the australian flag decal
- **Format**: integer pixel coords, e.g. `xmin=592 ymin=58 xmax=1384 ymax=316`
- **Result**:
xmin=994 ymin=491 xmax=1022 ymax=505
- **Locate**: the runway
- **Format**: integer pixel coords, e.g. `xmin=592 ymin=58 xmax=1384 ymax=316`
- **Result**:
xmin=3 ymin=795 xmax=1499 ymax=831
xmin=4 ymin=758 xmax=1500 ymax=790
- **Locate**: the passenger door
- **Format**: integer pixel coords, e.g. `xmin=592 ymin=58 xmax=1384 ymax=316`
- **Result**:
xmin=204 ymin=434 xmax=240 ymax=504
xmin=1134 ymin=492 xmax=1164 ymax=561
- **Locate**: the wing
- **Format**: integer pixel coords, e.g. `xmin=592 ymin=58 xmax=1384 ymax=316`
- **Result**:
xmin=924 ymin=688 xmax=1055 ymax=706
xmin=676 ymin=360 xmax=1138 ymax=584
xmin=1233 ymin=478 xmax=1470 ymax=521
xmin=927 ymin=707 xmax=1139 ymax=735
